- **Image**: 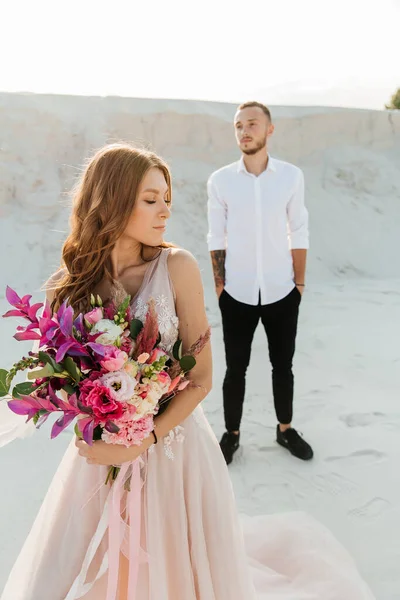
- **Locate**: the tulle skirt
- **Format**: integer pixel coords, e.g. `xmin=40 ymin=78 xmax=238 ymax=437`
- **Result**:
xmin=1 ymin=406 xmax=374 ymax=600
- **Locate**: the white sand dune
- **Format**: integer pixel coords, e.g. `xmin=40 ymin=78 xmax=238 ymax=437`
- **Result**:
xmin=0 ymin=93 xmax=399 ymax=599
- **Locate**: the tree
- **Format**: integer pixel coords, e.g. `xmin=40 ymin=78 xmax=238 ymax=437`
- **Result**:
xmin=385 ymin=88 xmax=400 ymax=110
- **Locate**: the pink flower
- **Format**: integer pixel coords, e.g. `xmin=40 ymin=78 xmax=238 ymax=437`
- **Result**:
xmin=137 ymin=352 xmax=150 ymax=364
xmin=115 ymin=404 xmax=138 ymax=423
xmin=168 ymin=376 xmax=181 ymax=393
xmin=120 ymin=331 xmax=133 ymax=354
xmin=178 ymin=379 xmax=190 ymax=391
xmin=84 ymin=307 xmax=103 ymax=325
xmin=157 ymin=370 xmax=171 ymax=388
xmin=102 ymin=414 xmax=154 ymax=447
xmin=148 ymin=348 xmax=168 ymax=363
xmin=78 ymin=380 xmax=124 ymax=422
xmin=100 ymin=347 xmax=128 ymax=372
xmin=124 ymin=361 xmax=138 ymax=378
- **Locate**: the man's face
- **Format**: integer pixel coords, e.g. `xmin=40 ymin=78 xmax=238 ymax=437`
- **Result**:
xmin=234 ymin=106 xmax=274 ymax=155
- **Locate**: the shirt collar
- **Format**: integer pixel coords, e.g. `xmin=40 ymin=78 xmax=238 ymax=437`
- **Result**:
xmin=237 ymin=155 xmax=277 ymax=175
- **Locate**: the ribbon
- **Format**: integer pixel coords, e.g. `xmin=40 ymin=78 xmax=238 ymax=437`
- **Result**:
xmin=66 ymin=458 xmax=145 ymax=600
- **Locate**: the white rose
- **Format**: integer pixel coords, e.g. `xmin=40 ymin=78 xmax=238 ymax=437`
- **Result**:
xmin=92 ymin=319 xmax=124 ymax=345
xmin=146 ymin=382 xmax=164 ymax=405
xmin=130 ymin=398 xmax=158 ymax=421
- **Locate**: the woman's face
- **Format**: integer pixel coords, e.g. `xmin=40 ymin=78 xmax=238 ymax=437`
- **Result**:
xmin=123 ymin=167 xmax=171 ymax=246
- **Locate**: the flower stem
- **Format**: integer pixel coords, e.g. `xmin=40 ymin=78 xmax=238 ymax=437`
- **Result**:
xmin=105 ymin=465 xmax=120 ymax=486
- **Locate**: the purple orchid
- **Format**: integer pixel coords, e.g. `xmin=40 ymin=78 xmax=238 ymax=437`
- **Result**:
xmin=51 ymin=412 xmax=77 ymax=439
xmin=3 ymin=287 xmax=43 ymax=341
xmin=14 ymin=324 xmax=41 ymax=341
xmin=4 ymin=288 xmax=92 ymax=360
xmin=76 ymin=416 xmax=96 ymax=445
xmin=7 ymin=384 xmax=80 ymax=439
xmin=8 ymin=394 xmax=56 ymax=422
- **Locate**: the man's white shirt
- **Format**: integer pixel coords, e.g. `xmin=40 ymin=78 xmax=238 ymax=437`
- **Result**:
xmin=207 ymin=156 xmax=309 ymax=306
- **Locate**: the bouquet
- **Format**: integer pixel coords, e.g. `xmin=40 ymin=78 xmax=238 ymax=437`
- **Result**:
xmin=0 ymin=286 xmax=210 ymax=483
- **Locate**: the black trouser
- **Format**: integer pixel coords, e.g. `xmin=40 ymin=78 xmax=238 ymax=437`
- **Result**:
xmin=219 ymin=287 xmax=301 ymax=431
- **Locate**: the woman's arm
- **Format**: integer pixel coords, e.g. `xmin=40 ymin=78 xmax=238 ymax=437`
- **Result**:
xmin=151 ymin=249 xmax=212 ymax=438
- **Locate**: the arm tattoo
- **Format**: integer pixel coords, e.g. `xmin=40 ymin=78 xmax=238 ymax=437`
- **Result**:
xmin=210 ymin=250 xmax=226 ymax=287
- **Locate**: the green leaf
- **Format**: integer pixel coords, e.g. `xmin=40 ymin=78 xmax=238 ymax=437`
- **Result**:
xmin=74 ymin=423 xmax=83 ymax=439
xmin=172 ymin=340 xmax=183 ymax=361
xmin=179 ymin=355 xmax=196 ymax=373
xmin=38 ymin=351 xmax=64 ymax=373
xmin=27 ymin=363 xmax=54 ymax=380
xmin=117 ymin=296 xmax=131 ymax=315
xmin=62 ymin=383 xmax=77 ymax=395
xmin=130 ymin=318 xmax=143 ymax=340
xmin=63 ymin=357 xmax=82 ymax=382
xmin=33 ymin=409 xmax=47 ymax=425
xmin=0 ymin=369 xmax=10 ymax=397
xmin=12 ymin=381 xmax=36 ymax=399
xmin=93 ymin=425 xmax=103 ymax=441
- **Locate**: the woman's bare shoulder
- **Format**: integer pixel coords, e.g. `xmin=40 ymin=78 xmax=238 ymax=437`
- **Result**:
xmin=167 ymin=247 xmax=199 ymax=273
xmin=166 ymin=248 xmax=204 ymax=307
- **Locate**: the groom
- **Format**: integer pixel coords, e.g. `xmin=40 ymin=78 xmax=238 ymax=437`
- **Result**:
xmin=207 ymin=101 xmax=313 ymax=464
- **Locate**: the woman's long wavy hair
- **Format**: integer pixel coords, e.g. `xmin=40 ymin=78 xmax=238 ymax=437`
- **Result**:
xmin=50 ymin=143 xmax=173 ymax=313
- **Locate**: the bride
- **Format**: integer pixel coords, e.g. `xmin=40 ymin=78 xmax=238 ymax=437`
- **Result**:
xmin=1 ymin=143 xmax=374 ymax=599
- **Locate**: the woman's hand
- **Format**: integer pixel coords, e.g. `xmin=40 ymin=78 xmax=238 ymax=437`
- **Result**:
xmin=75 ymin=437 xmax=146 ymax=466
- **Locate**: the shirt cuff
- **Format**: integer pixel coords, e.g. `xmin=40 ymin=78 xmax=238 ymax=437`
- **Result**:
xmin=207 ymin=237 xmax=227 ymax=251
xmin=289 ymin=236 xmax=309 ymax=250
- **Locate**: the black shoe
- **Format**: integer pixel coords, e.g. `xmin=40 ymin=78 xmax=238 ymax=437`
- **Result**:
xmin=276 ymin=426 xmax=314 ymax=461
xmin=220 ymin=432 xmax=240 ymax=465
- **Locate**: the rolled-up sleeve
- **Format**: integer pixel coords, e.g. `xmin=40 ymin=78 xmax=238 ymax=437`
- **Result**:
xmin=287 ymin=169 xmax=309 ymax=249
xmin=207 ymin=176 xmax=227 ymax=251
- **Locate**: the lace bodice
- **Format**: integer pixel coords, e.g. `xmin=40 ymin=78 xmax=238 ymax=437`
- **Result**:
xmin=134 ymin=293 xmax=179 ymax=353
xmin=130 ymin=249 xmax=179 ymax=352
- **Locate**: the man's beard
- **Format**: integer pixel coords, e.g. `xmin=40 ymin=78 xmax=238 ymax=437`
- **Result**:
xmin=241 ymin=137 xmax=267 ymax=156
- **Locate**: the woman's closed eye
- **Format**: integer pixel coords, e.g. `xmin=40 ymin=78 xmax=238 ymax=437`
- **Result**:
xmin=145 ymin=198 xmax=171 ymax=205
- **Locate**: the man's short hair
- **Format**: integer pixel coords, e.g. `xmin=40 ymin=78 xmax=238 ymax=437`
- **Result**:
xmin=237 ymin=101 xmax=272 ymax=121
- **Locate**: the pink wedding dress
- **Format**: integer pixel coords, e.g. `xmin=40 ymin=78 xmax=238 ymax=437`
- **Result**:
xmin=0 ymin=248 xmax=375 ymax=600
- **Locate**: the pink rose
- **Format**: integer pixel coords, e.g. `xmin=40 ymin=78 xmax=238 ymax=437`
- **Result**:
xmin=78 ymin=380 xmax=124 ymax=422
xmin=100 ymin=347 xmax=128 ymax=372
xmin=79 ymin=371 xmax=105 ymax=393
xmin=148 ymin=348 xmax=168 ymax=363
xmin=84 ymin=307 xmax=103 ymax=325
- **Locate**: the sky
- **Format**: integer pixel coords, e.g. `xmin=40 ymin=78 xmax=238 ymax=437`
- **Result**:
xmin=1 ymin=0 xmax=398 ymax=110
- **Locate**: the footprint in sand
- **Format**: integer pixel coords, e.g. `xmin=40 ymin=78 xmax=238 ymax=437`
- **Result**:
xmin=314 ymin=472 xmax=357 ymax=496
xmin=348 ymin=497 xmax=391 ymax=520
xmin=325 ymin=449 xmax=386 ymax=465
xmin=289 ymin=471 xmax=357 ymax=497
xmin=340 ymin=412 xmax=386 ymax=428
